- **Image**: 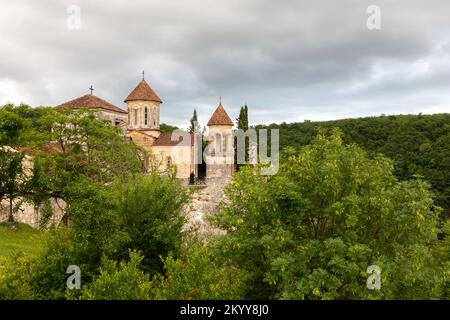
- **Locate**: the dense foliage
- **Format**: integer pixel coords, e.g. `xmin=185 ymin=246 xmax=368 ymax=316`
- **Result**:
xmin=78 ymin=243 xmax=244 ymax=300
xmin=256 ymin=114 xmax=450 ymax=215
xmin=78 ymin=250 xmax=153 ymax=300
xmin=212 ymin=130 xmax=448 ymax=299
xmin=160 ymin=123 xmax=179 ymax=133
xmin=152 ymin=241 xmax=244 ymax=300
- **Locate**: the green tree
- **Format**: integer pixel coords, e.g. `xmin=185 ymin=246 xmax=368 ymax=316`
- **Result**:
xmin=160 ymin=123 xmax=179 ymax=133
xmin=1 ymin=103 xmax=51 ymax=145
xmin=0 ymin=109 xmax=24 ymax=145
xmin=0 ymin=110 xmax=29 ymax=223
xmin=236 ymin=105 xmax=250 ymax=166
xmin=213 ymin=130 xmax=445 ymax=299
xmin=244 ymin=105 xmax=248 ymax=129
xmin=236 ymin=105 xmax=249 ymax=132
xmin=0 ymin=150 xmax=26 ymax=223
xmin=37 ymin=108 xmax=144 ymax=182
xmin=111 ymin=175 xmax=189 ymax=274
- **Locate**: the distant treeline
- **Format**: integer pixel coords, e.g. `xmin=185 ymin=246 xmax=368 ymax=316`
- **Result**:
xmin=255 ymin=113 xmax=450 ymax=214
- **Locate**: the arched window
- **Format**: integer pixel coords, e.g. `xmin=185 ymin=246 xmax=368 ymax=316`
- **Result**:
xmin=134 ymin=108 xmax=138 ymax=126
xmin=215 ymin=133 xmax=222 ymax=153
xmin=144 ymin=107 xmax=148 ymax=126
xmin=223 ymin=133 xmax=228 ymax=153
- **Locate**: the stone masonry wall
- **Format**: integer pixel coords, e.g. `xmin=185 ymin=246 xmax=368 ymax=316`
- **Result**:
xmin=0 ymin=198 xmax=66 ymax=229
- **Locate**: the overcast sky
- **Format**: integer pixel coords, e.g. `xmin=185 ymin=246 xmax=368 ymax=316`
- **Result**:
xmin=1 ymin=0 xmax=450 ymax=128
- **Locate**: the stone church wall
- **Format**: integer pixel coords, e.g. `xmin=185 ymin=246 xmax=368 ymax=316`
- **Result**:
xmin=150 ymin=145 xmax=194 ymax=179
xmin=0 ymin=197 xmax=66 ymax=229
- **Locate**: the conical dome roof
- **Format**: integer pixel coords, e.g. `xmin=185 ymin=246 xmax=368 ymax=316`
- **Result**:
xmin=207 ymin=103 xmax=233 ymax=126
xmin=124 ymin=79 xmax=162 ymax=103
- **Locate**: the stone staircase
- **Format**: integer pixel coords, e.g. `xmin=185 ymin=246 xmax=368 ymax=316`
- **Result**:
xmin=183 ymin=178 xmax=230 ymax=236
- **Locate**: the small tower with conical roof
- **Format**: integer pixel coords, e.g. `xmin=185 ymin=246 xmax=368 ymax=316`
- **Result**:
xmin=205 ymin=99 xmax=235 ymax=179
xmin=125 ymin=73 xmax=162 ymax=131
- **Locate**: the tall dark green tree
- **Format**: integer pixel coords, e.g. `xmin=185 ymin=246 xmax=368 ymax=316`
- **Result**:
xmin=244 ymin=105 xmax=249 ymax=130
xmin=236 ymin=105 xmax=249 ymax=132
xmin=236 ymin=105 xmax=250 ymax=165
xmin=189 ymin=109 xmax=200 ymax=133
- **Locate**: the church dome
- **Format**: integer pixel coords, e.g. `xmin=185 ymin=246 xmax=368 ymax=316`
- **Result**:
xmin=207 ymin=103 xmax=233 ymax=126
xmin=124 ymin=79 xmax=162 ymax=103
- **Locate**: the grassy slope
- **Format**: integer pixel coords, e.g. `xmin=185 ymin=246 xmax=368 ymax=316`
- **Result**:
xmin=0 ymin=223 xmax=43 ymax=263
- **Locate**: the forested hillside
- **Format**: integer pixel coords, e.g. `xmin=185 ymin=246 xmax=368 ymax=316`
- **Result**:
xmin=256 ymin=114 xmax=450 ymax=214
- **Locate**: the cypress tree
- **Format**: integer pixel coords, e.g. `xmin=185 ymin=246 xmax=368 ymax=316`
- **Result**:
xmin=189 ymin=109 xmax=200 ymax=133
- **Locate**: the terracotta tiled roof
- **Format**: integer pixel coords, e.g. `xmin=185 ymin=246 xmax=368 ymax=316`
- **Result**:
xmin=153 ymin=132 xmax=194 ymax=147
xmin=207 ymin=103 xmax=233 ymax=126
xmin=56 ymin=94 xmax=127 ymax=114
xmin=127 ymin=128 xmax=161 ymax=132
xmin=14 ymin=146 xmax=35 ymax=156
xmin=42 ymin=142 xmax=65 ymax=154
xmin=15 ymin=142 xmax=64 ymax=157
xmin=124 ymin=79 xmax=162 ymax=103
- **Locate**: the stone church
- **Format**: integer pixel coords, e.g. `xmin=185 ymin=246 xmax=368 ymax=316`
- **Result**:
xmin=1 ymin=75 xmax=236 ymax=231
xmin=56 ymin=75 xmax=236 ymax=183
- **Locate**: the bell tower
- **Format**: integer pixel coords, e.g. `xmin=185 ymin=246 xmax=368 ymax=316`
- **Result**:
xmin=205 ymin=99 xmax=235 ymax=179
xmin=124 ymin=72 xmax=162 ymax=131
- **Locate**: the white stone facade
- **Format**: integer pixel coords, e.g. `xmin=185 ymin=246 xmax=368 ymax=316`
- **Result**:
xmin=126 ymin=100 xmax=161 ymax=130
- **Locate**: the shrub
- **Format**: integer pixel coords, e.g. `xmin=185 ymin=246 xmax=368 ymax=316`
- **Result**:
xmin=78 ymin=251 xmax=152 ymax=300
xmin=0 ymin=253 xmax=34 ymax=299
xmin=153 ymin=241 xmax=244 ymax=300
xmin=29 ymin=228 xmax=79 ymax=299
xmin=112 ymin=175 xmax=189 ymax=274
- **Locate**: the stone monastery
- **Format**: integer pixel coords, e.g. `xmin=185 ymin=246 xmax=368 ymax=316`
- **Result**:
xmin=56 ymin=74 xmax=236 ymax=183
